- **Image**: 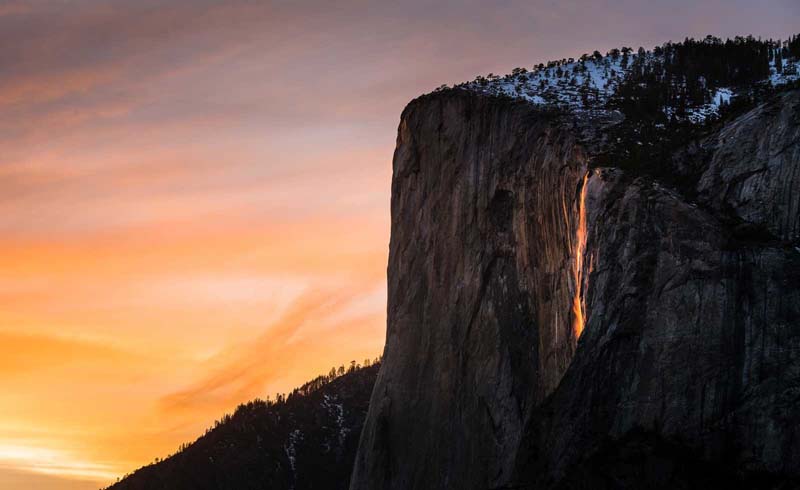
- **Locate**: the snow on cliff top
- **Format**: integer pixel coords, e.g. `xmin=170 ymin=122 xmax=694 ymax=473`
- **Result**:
xmin=459 ymin=48 xmax=799 ymax=124
xmin=465 ymin=53 xmax=632 ymax=110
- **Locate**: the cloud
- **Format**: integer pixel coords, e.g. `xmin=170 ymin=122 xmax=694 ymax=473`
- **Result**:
xmin=158 ymin=283 xmax=384 ymax=414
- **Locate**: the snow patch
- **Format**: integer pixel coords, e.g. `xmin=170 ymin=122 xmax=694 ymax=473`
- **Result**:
xmin=465 ymin=54 xmax=636 ymax=113
xmin=322 ymin=394 xmax=350 ymax=448
xmin=284 ymin=428 xmax=303 ymax=488
xmin=461 ymin=46 xmax=800 ymax=125
xmin=770 ymin=55 xmax=800 ymax=86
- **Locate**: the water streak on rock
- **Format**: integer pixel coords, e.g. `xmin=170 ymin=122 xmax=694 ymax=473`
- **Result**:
xmin=571 ymin=172 xmax=589 ymax=340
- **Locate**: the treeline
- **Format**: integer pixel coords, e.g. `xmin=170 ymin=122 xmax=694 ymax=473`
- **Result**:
xmin=232 ymin=356 xmax=382 ymax=416
xmin=450 ymin=33 xmax=800 ymax=117
xmin=614 ymin=35 xmax=799 ymax=121
xmin=595 ymin=34 xmax=800 ymax=188
xmin=786 ymin=34 xmax=800 ymax=59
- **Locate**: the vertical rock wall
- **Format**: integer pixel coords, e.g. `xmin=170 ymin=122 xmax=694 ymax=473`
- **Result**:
xmin=350 ymin=92 xmax=587 ymax=490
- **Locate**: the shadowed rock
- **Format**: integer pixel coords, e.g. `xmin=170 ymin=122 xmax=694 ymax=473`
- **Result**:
xmin=351 ymin=88 xmax=800 ymax=490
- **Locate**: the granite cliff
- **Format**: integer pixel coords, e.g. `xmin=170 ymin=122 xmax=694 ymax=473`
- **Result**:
xmin=351 ymin=37 xmax=800 ymax=490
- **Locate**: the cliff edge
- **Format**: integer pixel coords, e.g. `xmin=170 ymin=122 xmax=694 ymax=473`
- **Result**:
xmin=351 ymin=36 xmax=800 ymax=489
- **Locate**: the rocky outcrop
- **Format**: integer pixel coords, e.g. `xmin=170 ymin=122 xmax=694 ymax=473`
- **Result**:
xmin=351 ymin=88 xmax=800 ymax=489
xmin=350 ymin=92 xmax=588 ymax=490
xmin=519 ymin=165 xmax=800 ymax=488
xmin=696 ymin=90 xmax=800 ymax=242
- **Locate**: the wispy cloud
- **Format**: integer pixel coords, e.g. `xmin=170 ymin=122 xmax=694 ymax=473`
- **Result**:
xmin=159 ymin=283 xmax=384 ymax=414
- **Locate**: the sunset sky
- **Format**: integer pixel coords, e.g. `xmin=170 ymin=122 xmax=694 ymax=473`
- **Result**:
xmin=2 ymin=1 xmax=798 ymax=489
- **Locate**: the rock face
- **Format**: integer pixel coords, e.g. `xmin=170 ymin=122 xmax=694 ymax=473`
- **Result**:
xmin=351 ymin=88 xmax=800 ymax=489
xmin=351 ymin=92 xmax=588 ymax=490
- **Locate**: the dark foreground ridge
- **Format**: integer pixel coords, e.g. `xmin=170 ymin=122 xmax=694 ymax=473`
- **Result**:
xmin=106 ymin=362 xmax=379 ymax=490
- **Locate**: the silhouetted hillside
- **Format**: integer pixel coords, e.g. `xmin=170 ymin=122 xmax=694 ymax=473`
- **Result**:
xmin=106 ymin=361 xmax=380 ymax=490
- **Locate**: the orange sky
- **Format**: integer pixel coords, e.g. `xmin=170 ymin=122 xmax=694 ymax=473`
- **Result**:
xmin=2 ymin=1 xmax=798 ymax=488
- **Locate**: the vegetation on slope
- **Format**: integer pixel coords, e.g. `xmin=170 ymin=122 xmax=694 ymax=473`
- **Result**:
xmin=106 ymin=360 xmax=380 ymax=490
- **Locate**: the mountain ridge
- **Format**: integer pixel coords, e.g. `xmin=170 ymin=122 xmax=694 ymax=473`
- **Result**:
xmin=453 ymin=34 xmax=800 ymax=124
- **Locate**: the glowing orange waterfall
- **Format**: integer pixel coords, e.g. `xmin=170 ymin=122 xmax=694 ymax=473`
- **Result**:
xmin=571 ymin=173 xmax=589 ymax=340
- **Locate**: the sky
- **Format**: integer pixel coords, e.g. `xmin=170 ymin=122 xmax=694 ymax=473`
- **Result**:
xmin=1 ymin=1 xmax=798 ymax=488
